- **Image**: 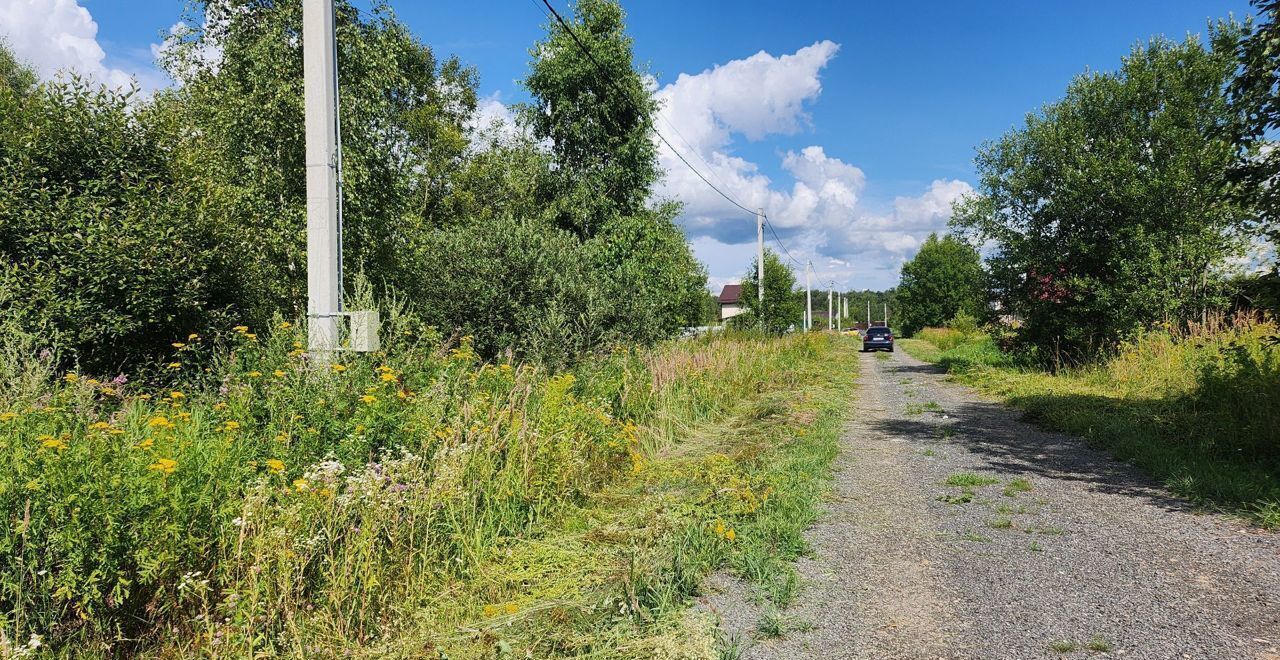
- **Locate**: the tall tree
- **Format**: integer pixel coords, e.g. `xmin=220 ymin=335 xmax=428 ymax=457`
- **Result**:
xmin=522 ymin=0 xmax=660 ymax=238
xmin=1231 ymin=1 xmax=1280 ymax=247
xmin=896 ymin=234 xmax=987 ymax=336
xmin=734 ymin=250 xmax=803 ymax=335
xmin=952 ymin=23 xmax=1253 ymax=364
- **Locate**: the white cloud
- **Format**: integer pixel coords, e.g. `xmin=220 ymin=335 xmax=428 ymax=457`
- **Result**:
xmin=0 ymin=0 xmax=151 ymax=90
xmin=467 ymin=92 xmax=520 ymax=143
xmin=653 ymin=41 xmax=973 ymax=290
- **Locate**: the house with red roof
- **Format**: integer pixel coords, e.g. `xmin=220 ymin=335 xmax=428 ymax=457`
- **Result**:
xmin=718 ymin=284 xmax=744 ymax=322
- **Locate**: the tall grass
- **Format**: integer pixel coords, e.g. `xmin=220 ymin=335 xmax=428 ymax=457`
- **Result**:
xmin=902 ymin=314 xmax=1280 ymax=526
xmin=0 ymin=303 xmax=847 ymax=656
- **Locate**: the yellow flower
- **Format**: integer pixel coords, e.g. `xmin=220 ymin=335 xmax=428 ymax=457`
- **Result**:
xmin=136 ymin=438 xmax=154 ymax=450
xmin=331 ymin=364 xmax=347 ymax=373
xmin=375 ymin=365 xmax=393 ymax=373
xmin=221 ymin=420 xmax=241 ymax=432
xmin=483 ymin=604 xmax=500 ymax=618
xmin=233 ymin=325 xmax=249 ymax=333
xmin=318 ymin=487 xmax=333 ymax=497
xmin=504 ymin=603 xmax=519 ymax=615
xmin=148 ymin=458 xmax=177 ymax=474
xmin=39 ymin=435 xmax=68 ymax=451
xmin=213 ymin=402 xmax=228 ymax=411
xmin=172 ymin=342 xmax=186 ymax=349
xmin=64 ymin=373 xmax=79 ymax=383
xmin=292 ymin=341 xmax=303 ymax=349
xmin=89 ymin=421 xmax=111 ymax=431
xmin=137 ymin=394 xmax=152 ymax=401
xmin=187 ymin=333 xmax=200 ymax=341
xmin=397 ymin=390 xmax=414 ymax=400
xmin=714 ymin=520 xmax=726 ymax=536
xmin=279 ymin=321 xmax=293 ymax=329
xmin=273 ymin=370 xmax=286 ymax=378
xmin=100 ymin=387 xmax=116 ymax=396
xmin=0 ymin=412 xmax=17 ymax=422
xmin=108 ymin=428 xmax=125 ymax=436
xmin=360 ymin=395 xmax=377 ymax=405
xmin=265 ymin=459 xmax=285 ymax=473
xmin=379 ymin=372 xmax=397 ymax=382
xmin=176 ymin=411 xmax=192 ymax=422
xmin=292 ymin=478 xmax=309 ymax=491
xmin=244 ymin=333 xmax=258 ymax=341
xmin=248 ymin=371 xmax=262 ymax=378
xmin=147 ymin=416 xmax=173 ymax=428
xmin=354 ymin=424 xmax=366 ymax=434
xmin=725 ymin=528 xmax=736 ymax=542
xmin=86 ymin=378 xmax=100 ymax=386
xmin=274 ymin=433 xmax=289 ymax=443
xmin=169 ymin=391 xmax=185 ymax=400
xmin=166 ymin=362 xmax=182 ymax=370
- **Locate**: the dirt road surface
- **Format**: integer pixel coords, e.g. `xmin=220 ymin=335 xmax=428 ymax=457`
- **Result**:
xmin=707 ymin=348 xmax=1280 ymax=660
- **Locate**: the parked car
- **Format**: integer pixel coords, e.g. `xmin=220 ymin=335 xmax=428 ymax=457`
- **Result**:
xmin=861 ymin=326 xmax=894 ymax=352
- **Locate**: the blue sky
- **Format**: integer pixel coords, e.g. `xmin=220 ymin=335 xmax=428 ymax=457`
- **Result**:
xmin=3 ymin=0 xmax=1258 ymax=290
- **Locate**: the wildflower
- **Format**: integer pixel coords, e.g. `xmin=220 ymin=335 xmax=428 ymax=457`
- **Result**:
xmin=188 ymin=333 xmax=200 ymax=341
xmin=86 ymin=378 xmax=100 ymax=386
xmin=292 ymin=341 xmax=303 ymax=349
xmin=89 ymin=421 xmax=111 ymax=431
xmin=279 ymin=321 xmax=293 ymax=330
xmin=221 ymin=421 xmax=241 ymax=432
xmin=288 ymin=349 xmax=305 ymax=358
xmin=39 ymin=435 xmax=67 ymax=451
xmin=101 ymin=387 xmax=117 ymax=396
xmin=64 ymin=373 xmax=79 ymax=383
xmin=725 ymin=528 xmax=736 ymax=542
xmin=213 ymin=402 xmax=228 ymax=411
xmin=483 ymin=604 xmax=500 ymax=618
xmin=397 ymin=389 xmax=414 ymax=400
xmin=0 ymin=412 xmax=17 ymax=422
xmin=505 ymin=603 xmax=519 ymax=615
xmin=360 ymin=395 xmax=377 ymax=405
xmin=136 ymin=438 xmax=154 ymax=450
xmin=274 ymin=433 xmax=289 ymax=443
xmin=317 ymin=487 xmax=333 ymax=497
xmin=172 ymin=342 xmax=186 ymax=349
xmin=354 ymin=424 xmax=366 ymax=434
xmin=714 ymin=520 xmax=726 ymax=537
xmin=292 ymin=478 xmax=309 ymax=491
xmin=244 ymin=333 xmax=258 ymax=341
xmin=148 ymin=416 xmax=173 ymax=429
xmin=108 ymin=428 xmax=125 ymax=436
xmin=176 ymin=411 xmax=192 ymax=422
xmin=167 ymin=362 xmax=182 ymax=370
xmin=233 ymin=325 xmax=249 ymax=333
xmin=379 ymin=372 xmax=397 ymax=382
xmin=248 ymin=371 xmax=262 ymax=378
xmin=331 ymin=364 xmax=347 ymax=373
xmin=148 ymin=458 xmax=178 ymax=474
xmin=375 ymin=365 xmax=393 ymax=373
xmin=169 ymin=391 xmax=185 ymax=400
xmin=265 ymin=459 xmax=285 ymax=473
xmin=137 ymin=394 xmax=153 ymax=401
xmin=273 ymin=370 xmax=286 ymax=378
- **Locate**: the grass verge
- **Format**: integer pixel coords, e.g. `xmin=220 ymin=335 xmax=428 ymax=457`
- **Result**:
xmin=901 ymin=317 xmax=1280 ymax=527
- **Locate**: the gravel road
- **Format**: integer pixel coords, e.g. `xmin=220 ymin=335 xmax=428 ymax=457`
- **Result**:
xmin=706 ymin=347 xmax=1280 ymax=660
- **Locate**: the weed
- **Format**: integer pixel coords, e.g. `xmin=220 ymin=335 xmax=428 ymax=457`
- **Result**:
xmin=961 ymin=531 xmax=991 ymax=542
xmin=937 ymin=493 xmax=974 ymax=505
xmin=945 ymin=472 xmax=1000 ymax=488
xmin=922 ymin=448 xmax=937 ymax=457
xmin=875 ymin=352 xmax=891 ymax=361
xmin=1049 ymin=640 xmax=1079 ymax=653
xmin=987 ymin=517 xmax=1014 ymax=529
xmin=1003 ymin=478 xmax=1033 ymax=497
xmin=1036 ymin=525 xmax=1065 ymax=536
xmin=939 ymin=427 xmax=955 ymax=439
xmin=756 ymin=609 xmax=786 ymax=639
xmin=1086 ymin=635 xmax=1113 ymax=652
xmin=1029 ymin=541 xmax=1043 ymax=552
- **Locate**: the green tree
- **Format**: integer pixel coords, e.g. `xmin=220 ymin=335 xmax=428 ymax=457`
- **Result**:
xmin=522 ymin=0 xmax=659 ymax=238
xmin=952 ymin=23 xmax=1254 ymax=363
xmin=154 ymin=0 xmax=477 ymax=326
xmin=734 ymin=250 xmax=803 ymax=334
xmin=1231 ymin=1 xmax=1279 ymax=248
xmin=896 ymin=234 xmax=987 ymax=336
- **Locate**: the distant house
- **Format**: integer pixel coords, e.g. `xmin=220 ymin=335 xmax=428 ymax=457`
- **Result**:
xmin=718 ymin=284 xmax=744 ymax=321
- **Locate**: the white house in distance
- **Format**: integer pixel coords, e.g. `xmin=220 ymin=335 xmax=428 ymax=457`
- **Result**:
xmin=718 ymin=284 xmax=744 ymax=321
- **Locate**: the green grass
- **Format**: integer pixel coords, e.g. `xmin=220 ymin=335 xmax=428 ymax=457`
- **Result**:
xmin=1086 ymin=635 xmax=1114 ymax=652
xmin=945 ymin=472 xmax=1000 ymax=488
xmin=0 ymin=309 xmax=861 ymax=656
xmin=900 ymin=317 xmax=1280 ymax=528
xmin=1003 ymin=478 xmax=1033 ymax=497
xmin=987 ymin=517 xmax=1014 ymax=529
xmin=1049 ymin=640 xmax=1079 ymax=653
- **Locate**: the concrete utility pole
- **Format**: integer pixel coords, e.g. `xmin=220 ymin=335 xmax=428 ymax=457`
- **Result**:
xmin=756 ymin=208 xmax=764 ymax=329
xmin=836 ymin=294 xmax=842 ymax=331
xmin=805 ymin=261 xmax=813 ymax=331
xmin=827 ymin=284 xmax=833 ymax=331
xmin=884 ymin=303 xmax=889 ymax=327
xmin=867 ymin=300 xmax=871 ymax=327
xmin=303 ymin=0 xmax=340 ymax=354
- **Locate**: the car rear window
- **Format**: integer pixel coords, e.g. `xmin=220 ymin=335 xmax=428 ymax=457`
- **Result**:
xmin=866 ymin=328 xmax=892 ymax=337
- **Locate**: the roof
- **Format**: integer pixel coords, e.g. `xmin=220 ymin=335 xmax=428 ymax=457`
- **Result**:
xmin=718 ymin=284 xmax=743 ymax=304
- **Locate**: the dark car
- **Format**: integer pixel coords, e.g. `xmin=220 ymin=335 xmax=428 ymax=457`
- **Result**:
xmin=862 ymin=327 xmax=894 ymax=352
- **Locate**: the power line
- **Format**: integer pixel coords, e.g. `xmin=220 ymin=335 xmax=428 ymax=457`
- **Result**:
xmin=531 ymin=0 xmax=759 ymax=217
xmin=762 ymin=216 xmax=802 ymax=267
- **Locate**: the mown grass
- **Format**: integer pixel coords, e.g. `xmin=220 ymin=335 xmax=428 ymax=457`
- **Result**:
xmin=0 ymin=305 xmax=857 ymax=657
xmin=902 ymin=315 xmax=1280 ymax=527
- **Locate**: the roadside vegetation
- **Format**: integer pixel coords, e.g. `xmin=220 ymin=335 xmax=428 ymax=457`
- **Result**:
xmin=902 ymin=314 xmax=1280 ymax=528
xmin=0 ymin=304 xmax=856 ymax=655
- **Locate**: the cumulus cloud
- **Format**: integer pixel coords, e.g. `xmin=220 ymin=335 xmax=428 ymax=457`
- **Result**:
xmin=652 ymin=41 xmax=973 ymax=290
xmin=0 ymin=0 xmax=159 ymax=90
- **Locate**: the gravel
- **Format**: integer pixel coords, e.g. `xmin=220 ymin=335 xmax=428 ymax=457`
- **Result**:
xmin=704 ymin=349 xmax=1280 ymax=659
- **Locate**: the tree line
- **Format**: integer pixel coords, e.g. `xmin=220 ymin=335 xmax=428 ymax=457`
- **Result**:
xmin=892 ymin=6 xmax=1279 ymax=365
xmin=0 ymin=0 xmax=707 ymax=374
